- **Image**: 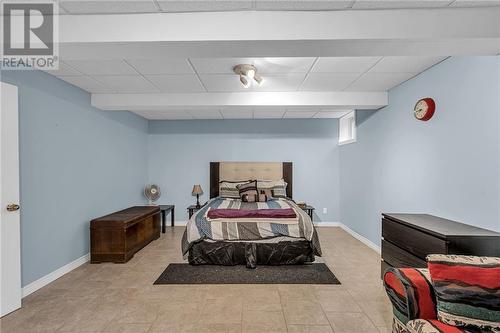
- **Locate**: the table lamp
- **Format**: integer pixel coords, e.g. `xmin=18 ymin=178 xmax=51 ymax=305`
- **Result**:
xmin=192 ymin=185 xmax=203 ymax=208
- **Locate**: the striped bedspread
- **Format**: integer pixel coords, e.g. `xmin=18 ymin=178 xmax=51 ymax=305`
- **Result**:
xmin=182 ymin=197 xmax=320 ymax=256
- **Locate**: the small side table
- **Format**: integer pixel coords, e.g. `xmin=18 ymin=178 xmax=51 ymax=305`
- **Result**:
xmin=187 ymin=203 xmax=206 ymax=219
xmin=300 ymin=205 xmax=315 ymax=221
xmin=159 ymin=205 xmax=174 ymax=232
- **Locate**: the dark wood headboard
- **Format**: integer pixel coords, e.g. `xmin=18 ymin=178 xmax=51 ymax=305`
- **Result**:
xmin=210 ymin=162 xmax=292 ymax=199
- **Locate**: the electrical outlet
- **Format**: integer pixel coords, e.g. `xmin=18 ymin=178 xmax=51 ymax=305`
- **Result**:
xmin=322 ymin=208 xmax=327 ymax=214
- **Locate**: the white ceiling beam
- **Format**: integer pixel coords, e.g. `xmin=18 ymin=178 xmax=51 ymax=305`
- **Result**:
xmin=60 ymin=39 xmax=500 ymax=60
xmin=91 ymin=91 xmax=388 ymax=111
xmin=59 ymin=8 xmax=500 ymax=59
xmin=61 ymin=8 xmax=500 ymax=43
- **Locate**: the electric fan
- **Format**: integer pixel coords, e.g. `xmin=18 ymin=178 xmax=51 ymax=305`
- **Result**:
xmin=144 ymin=184 xmax=161 ymax=205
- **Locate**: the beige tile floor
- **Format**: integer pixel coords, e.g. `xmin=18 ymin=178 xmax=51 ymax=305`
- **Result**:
xmin=0 ymin=227 xmax=393 ymax=333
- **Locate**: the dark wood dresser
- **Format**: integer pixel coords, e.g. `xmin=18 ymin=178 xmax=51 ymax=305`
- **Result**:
xmin=91 ymin=206 xmax=161 ymax=263
xmin=381 ymin=213 xmax=500 ymax=275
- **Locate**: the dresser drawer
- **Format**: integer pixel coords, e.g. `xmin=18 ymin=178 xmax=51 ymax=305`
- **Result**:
xmin=382 ymin=218 xmax=448 ymax=259
xmin=382 ymin=240 xmax=427 ymax=268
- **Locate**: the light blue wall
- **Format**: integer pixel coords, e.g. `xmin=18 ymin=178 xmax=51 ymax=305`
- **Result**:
xmin=3 ymin=56 xmax=498 ymax=286
xmin=339 ymin=56 xmax=500 ymax=246
xmin=148 ymin=119 xmax=340 ymax=222
xmin=1 ymin=70 xmax=148 ymax=286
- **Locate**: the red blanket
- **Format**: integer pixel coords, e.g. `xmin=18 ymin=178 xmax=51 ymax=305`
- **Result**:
xmin=207 ymin=208 xmax=297 ymax=219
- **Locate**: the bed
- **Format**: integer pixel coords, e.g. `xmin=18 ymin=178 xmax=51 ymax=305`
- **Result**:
xmin=181 ymin=162 xmax=322 ymax=268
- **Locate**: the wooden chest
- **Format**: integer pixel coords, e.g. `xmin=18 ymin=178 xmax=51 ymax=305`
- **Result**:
xmin=381 ymin=213 xmax=500 ymax=276
xmin=90 ymin=206 xmax=161 ymax=263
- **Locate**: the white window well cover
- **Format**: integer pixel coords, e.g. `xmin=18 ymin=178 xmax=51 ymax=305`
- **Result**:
xmin=339 ymin=110 xmax=356 ymax=145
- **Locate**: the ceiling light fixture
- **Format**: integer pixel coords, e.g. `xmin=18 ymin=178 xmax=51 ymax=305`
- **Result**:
xmin=254 ymin=74 xmax=263 ymax=86
xmin=239 ymin=75 xmax=250 ymax=88
xmin=246 ymin=68 xmax=255 ymax=79
xmin=233 ymin=64 xmax=264 ymax=88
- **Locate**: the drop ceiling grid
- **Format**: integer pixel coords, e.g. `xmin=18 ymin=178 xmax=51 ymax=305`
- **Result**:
xmin=128 ymin=107 xmax=350 ymax=120
xmin=52 ymin=56 xmax=445 ymax=94
xmin=55 ymin=0 xmax=500 ymax=14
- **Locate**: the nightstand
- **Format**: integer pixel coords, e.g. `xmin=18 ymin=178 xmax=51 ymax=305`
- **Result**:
xmin=300 ymin=205 xmax=315 ymax=221
xmin=159 ymin=205 xmax=174 ymax=232
xmin=187 ymin=203 xmax=206 ymax=219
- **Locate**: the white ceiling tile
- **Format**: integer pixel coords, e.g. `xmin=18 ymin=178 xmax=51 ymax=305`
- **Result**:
xmin=64 ymin=60 xmax=137 ymax=76
xmin=190 ymin=57 xmax=316 ymax=74
xmin=189 ymin=109 xmax=223 ymax=119
xmin=369 ymin=56 xmax=446 ymax=73
xmin=57 ymin=76 xmax=115 ymax=93
xmin=145 ymin=74 xmax=205 ymax=92
xmin=253 ymin=109 xmax=286 ymax=119
xmin=352 ymin=0 xmax=452 ymax=9
xmin=449 ymin=0 xmax=500 ymax=7
xmin=221 ymin=108 xmax=254 ymax=119
xmin=200 ymin=73 xmax=306 ymax=92
xmin=255 ymin=0 xmax=354 ymax=10
xmin=93 ymin=75 xmax=158 ymax=93
xmin=157 ymin=0 xmax=253 ymax=12
xmin=312 ymin=57 xmax=381 ymax=73
xmin=59 ymin=0 xmax=158 ymax=14
xmin=126 ymin=58 xmax=194 ymax=75
xmin=43 ymin=61 xmax=83 ymax=76
xmin=314 ymin=110 xmax=351 ymax=118
xmin=300 ymin=73 xmax=361 ymax=91
xmin=283 ymin=111 xmax=317 ymax=118
xmin=345 ymin=72 xmax=415 ymax=91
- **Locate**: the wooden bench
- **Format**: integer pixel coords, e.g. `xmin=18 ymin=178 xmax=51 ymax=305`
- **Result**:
xmin=90 ymin=206 xmax=161 ymax=263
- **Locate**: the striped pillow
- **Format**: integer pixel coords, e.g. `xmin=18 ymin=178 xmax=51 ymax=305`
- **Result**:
xmin=219 ymin=180 xmax=252 ymax=198
xmin=237 ymin=181 xmax=258 ymax=202
xmin=427 ymin=254 xmax=500 ymax=331
xmin=258 ymin=192 xmax=269 ymax=202
xmin=259 ymin=190 xmax=271 ymax=202
xmin=257 ymin=179 xmax=288 ymax=198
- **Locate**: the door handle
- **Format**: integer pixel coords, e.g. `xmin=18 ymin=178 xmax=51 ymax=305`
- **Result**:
xmin=6 ymin=204 xmax=20 ymax=212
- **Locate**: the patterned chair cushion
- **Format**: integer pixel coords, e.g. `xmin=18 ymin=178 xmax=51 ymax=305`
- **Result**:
xmin=407 ymin=319 xmax=488 ymax=333
xmin=384 ymin=267 xmax=437 ymax=325
xmin=427 ymin=255 xmax=500 ymax=331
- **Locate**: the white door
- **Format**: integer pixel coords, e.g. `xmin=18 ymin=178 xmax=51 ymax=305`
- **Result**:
xmin=0 ymin=82 xmax=21 ymax=317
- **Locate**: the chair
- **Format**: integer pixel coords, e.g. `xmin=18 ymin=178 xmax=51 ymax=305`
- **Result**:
xmin=383 ymin=265 xmax=498 ymax=333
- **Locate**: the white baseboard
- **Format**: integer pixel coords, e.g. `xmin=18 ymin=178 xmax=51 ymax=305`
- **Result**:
xmin=22 ymin=253 xmax=90 ymax=298
xmin=313 ymin=222 xmax=341 ymax=227
xmin=314 ymin=222 xmax=380 ymax=253
xmin=338 ymin=224 xmax=381 ymax=254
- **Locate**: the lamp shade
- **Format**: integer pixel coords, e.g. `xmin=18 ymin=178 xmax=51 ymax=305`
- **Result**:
xmin=192 ymin=184 xmax=203 ymax=196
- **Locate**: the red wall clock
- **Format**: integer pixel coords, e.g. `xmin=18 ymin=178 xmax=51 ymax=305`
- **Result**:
xmin=414 ymin=98 xmax=435 ymax=121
